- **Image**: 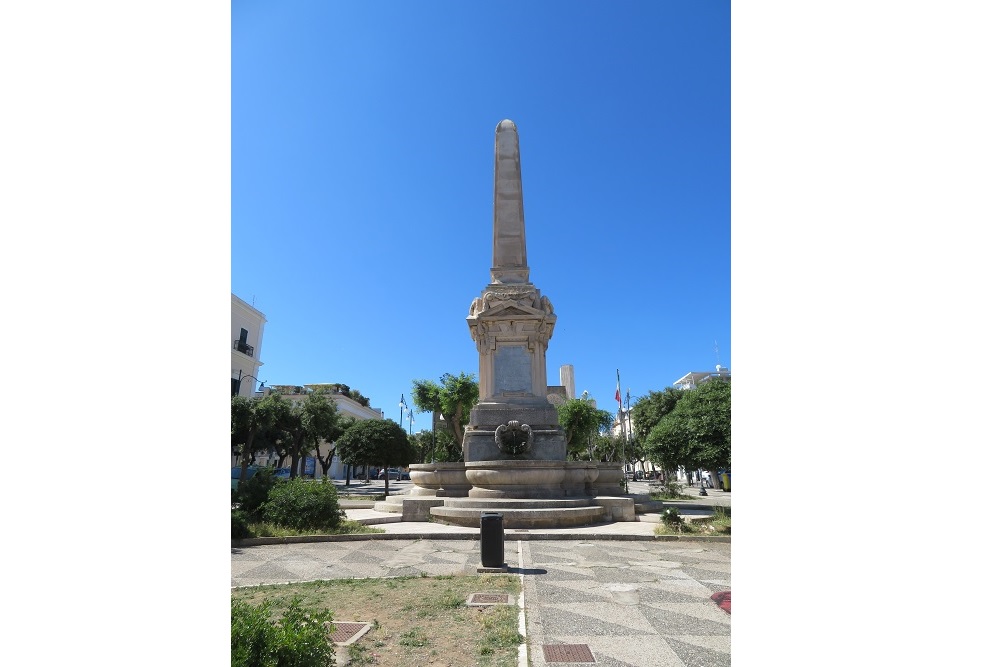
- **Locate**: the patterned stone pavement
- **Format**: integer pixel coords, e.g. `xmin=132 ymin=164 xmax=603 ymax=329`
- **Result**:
xmin=521 ymin=540 xmax=730 ymax=667
xmin=232 ymin=537 xmax=730 ymax=666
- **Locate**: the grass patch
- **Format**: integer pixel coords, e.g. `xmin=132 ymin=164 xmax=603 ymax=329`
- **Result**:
xmin=232 ymin=574 xmax=522 ymax=667
xmin=655 ymin=506 xmax=731 ymax=536
xmin=244 ymin=519 xmax=384 ymax=538
xmin=478 ymin=604 xmax=521 ymax=658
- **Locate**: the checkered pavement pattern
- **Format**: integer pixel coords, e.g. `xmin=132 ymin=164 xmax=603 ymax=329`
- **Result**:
xmin=522 ymin=541 xmax=730 ymax=666
xmin=231 ymin=538 xmax=730 ymax=666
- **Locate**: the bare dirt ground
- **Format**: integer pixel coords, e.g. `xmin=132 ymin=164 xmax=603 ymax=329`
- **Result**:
xmin=232 ymin=573 xmax=522 ymax=666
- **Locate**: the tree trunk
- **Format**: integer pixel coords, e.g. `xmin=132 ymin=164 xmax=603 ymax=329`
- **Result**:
xmin=290 ymin=450 xmax=300 ymax=479
xmin=318 ymin=445 xmax=333 ymax=477
xmin=239 ymin=430 xmax=257 ymax=482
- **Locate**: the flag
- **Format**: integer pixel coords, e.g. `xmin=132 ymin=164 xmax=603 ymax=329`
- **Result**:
xmin=615 ymin=369 xmax=621 ymax=406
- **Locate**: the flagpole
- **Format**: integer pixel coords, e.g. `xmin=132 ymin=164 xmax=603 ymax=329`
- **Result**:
xmin=617 ymin=369 xmax=627 ymax=493
xmin=625 ymin=388 xmax=633 ymax=488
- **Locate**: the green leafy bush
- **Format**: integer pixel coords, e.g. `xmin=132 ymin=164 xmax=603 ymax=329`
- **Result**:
xmin=232 ymin=466 xmax=280 ymax=521
xmin=660 ymin=507 xmax=683 ymax=529
xmin=232 ymin=509 xmax=252 ymax=540
xmin=649 ymin=478 xmax=688 ymax=500
xmin=262 ymin=478 xmax=343 ymax=532
xmin=231 ymin=597 xmax=334 ymax=667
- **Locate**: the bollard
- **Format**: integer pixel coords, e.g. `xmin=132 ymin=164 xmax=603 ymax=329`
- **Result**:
xmin=480 ymin=512 xmax=504 ymax=568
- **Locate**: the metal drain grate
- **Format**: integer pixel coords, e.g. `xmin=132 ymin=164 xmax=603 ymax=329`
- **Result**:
xmin=328 ymin=622 xmax=371 ymax=645
xmin=466 ymin=593 xmax=514 ymax=606
xmin=542 ymin=644 xmax=595 ymax=663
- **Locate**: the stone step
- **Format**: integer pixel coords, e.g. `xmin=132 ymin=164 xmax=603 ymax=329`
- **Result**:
xmin=340 ymin=500 xmax=377 ymax=509
xmin=343 ymin=509 xmax=402 ymax=525
xmin=442 ymin=497 xmax=596 ymax=510
xmin=429 ymin=505 xmax=607 ymax=529
xmin=372 ymin=500 xmax=404 ymax=513
xmin=634 ymin=500 xmax=664 ymax=514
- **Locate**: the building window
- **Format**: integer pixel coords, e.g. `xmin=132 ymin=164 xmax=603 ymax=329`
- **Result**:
xmin=234 ymin=327 xmax=254 ymax=357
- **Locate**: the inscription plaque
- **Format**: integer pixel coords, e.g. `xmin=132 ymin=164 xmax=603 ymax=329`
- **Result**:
xmin=494 ymin=346 xmax=531 ymax=393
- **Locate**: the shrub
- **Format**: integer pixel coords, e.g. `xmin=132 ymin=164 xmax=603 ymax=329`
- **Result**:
xmin=233 ymin=466 xmax=281 ymax=521
xmin=232 ymin=509 xmax=252 ymax=540
xmin=262 ymin=478 xmax=343 ymax=532
xmin=231 ymin=597 xmax=334 ymax=667
xmin=661 ymin=507 xmax=683 ymax=529
xmin=648 ymin=478 xmax=689 ymax=500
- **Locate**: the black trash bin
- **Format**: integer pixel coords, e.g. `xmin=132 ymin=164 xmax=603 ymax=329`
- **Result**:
xmin=480 ymin=512 xmax=504 ymax=568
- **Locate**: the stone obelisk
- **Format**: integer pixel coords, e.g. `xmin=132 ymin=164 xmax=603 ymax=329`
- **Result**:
xmin=464 ymin=120 xmax=567 ymax=462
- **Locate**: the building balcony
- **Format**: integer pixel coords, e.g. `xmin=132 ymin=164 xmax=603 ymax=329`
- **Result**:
xmin=234 ymin=340 xmax=254 ymax=357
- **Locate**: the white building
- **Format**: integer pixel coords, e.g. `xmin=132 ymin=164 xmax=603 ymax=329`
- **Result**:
xmin=673 ymin=365 xmax=731 ymax=390
xmin=231 ymin=294 xmax=266 ymax=397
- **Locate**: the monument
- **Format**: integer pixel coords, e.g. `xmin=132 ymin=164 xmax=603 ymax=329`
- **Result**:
xmin=386 ymin=120 xmax=655 ymax=526
xmin=463 ymin=119 xmax=566 ymax=465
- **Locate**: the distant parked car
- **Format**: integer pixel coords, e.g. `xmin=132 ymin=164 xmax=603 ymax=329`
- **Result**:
xmin=377 ymin=468 xmax=402 ymax=480
xmin=232 ymin=465 xmax=288 ymax=490
xmin=231 ymin=466 xmax=259 ymax=491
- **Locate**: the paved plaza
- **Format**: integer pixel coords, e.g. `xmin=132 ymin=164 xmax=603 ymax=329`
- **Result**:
xmin=232 ymin=485 xmax=731 ymax=666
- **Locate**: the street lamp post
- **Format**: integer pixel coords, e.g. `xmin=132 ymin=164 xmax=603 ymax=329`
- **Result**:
xmin=399 ymin=394 xmax=407 ymax=428
xmin=625 ymin=389 xmax=634 ymax=487
xmin=233 ymin=369 xmax=266 ymax=397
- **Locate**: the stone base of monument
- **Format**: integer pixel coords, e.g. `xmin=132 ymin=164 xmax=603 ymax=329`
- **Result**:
xmin=429 ymin=498 xmax=608 ymax=529
xmin=402 ymin=461 xmax=645 ymax=527
xmin=375 ymin=496 xmax=443 ymax=521
xmin=465 ymin=460 xmax=573 ymax=499
xmin=408 ymin=462 xmax=473 ymax=497
xmin=593 ymin=497 xmax=637 ymax=522
xmin=387 ymin=495 xmax=650 ymax=526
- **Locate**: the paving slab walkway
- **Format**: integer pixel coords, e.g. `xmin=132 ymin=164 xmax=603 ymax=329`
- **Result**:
xmin=232 ymin=502 xmax=731 ymax=667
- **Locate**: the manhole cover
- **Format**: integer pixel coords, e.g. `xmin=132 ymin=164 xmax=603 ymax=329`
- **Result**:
xmin=466 ymin=593 xmax=514 ymax=606
xmin=542 ymin=643 xmax=595 ymax=663
xmin=329 ymin=622 xmax=371 ymax=645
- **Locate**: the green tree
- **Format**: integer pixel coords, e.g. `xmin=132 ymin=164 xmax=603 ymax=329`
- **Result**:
xmin=590 ymin=432 xmax=619 ymax=462
xmin=301 ymin=383 xmax=371 ymax=408
xmin=431 ymin=427 xmax=461 ymax=463
xmin=645 ymin=379 xmax=731 ymax=480
xmin=336 ymin=419 xmax=414 ymax=495
xmin=265 ymin=392 xmax=351 ymax=480
xmin=646 ymin=413 xmax=695 ymax=479
xmin=232 ymin=392 xmax=292 ymax=484
xmin=557 ymin=399 xmax=614 ymax=460
xmin=630 ymin=387 xmax=686 ymax=443
xmin=409 ymin=430 xmax=434 ymax=464
xmin=299 ymin=391 xmax=351 ymax=478
xmin=629 ymin=387 xmax=686 ymax=475
xmin=411 ymin=372 xmax=479 ymax=449
xmin=315 ymin=415 xmax=353 ymax=478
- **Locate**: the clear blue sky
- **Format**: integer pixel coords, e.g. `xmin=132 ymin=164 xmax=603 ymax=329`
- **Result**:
xmin=232 ymin=1 xmax=730 ymax=431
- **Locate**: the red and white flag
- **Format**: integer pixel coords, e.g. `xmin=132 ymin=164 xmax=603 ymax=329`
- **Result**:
xmin=615 ymin=370 xmax=621 ymax=406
